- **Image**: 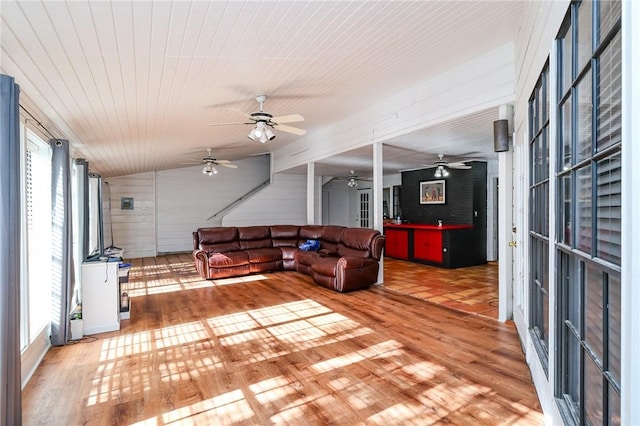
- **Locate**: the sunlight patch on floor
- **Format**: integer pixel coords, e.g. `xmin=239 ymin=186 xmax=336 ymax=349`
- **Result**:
xmin=366 ymin=401 xmax=429 ymax=425
xmin=85 ymin=288 xmax=541 ymax=425
xmin=249 ymin=375 xmax=300 ymax=405
xmin=212 ymin=274 xmax=269 ymax=286
xmin=311 ymin=340 xmax=403 ymax=374
xmin=162 ymin=389 xmax=255 ymax=424
xmin=154 ymin=321 xmax=210 ymax=349
xmin=125 ymin=266 xmax=270 ymax=297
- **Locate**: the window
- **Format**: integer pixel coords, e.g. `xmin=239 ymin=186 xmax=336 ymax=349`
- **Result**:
xmin=555 ymin=1 xmax=621 ymax=424
xmin=529 ymin=62 xmax=550 ymax=371
xmin=21 ymin=131 xmax=52 ymax=349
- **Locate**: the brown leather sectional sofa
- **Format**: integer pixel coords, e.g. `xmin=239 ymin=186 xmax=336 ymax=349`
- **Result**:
xmin=192 ymin=225 xmax=385 ymax=292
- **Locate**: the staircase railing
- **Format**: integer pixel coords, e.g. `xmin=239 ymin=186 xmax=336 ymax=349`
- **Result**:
xmin=207 ymin=178 xmax=271 ymax=221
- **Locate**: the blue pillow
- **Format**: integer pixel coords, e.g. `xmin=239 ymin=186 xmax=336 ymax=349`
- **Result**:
xmin=299 ymin=239 xmax=320 ymax=251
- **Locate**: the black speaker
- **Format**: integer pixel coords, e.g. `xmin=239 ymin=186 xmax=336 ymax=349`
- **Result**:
xmin=493 ymin=119 xmax=510 ymax=152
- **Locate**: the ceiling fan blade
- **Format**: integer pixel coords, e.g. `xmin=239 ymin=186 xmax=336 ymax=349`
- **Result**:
xmin=272 ymin=114 xmax=304 ymax=124
xmin=449 ymin=162 xmax=471 ymax=169
xmin=214 ymin=159 xmax=232 ymax=163
xmin=275 ymin=123 xmax=306 ymax=136
xmin=420 ymin=164 xmax=437 ymax=169
xmin=219 ymin=163 xmax=238 ymax=169
xmin=207 ymin=121 xmax=252 ymax=127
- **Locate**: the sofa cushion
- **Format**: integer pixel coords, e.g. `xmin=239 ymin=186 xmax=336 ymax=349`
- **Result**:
xmin=280 ymin=247 xmax=299 ymax=271
xmin=299 ymin=225 xmax=324 ymax=241
xmin=294 ymin=249 xmax=320 ymax=267
xmin=238 ymin=226 xmax=272 ymax=250
xmin=246 ymin=248 xmax=282 ymax=264
xmin=208 ymin=265 xmax=251 ymax=279
xmin=198 ymin=227 xmax=241 ymax=253
xmin=320 ymin=225 xmax=345 ymax=254
xmin=270 ymin=225 xmax=300 ymax=248
xmin=208 ymin=251 xmax=249 ymax=267
xmin=311 ymin=256 xmax=339 ymax=277
xmin=337 ymin=228 xmax=379 ymax=258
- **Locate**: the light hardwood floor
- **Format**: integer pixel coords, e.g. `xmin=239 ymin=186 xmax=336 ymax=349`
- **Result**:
xmin=383 ymin=257 xmax=499 ymax=320
xmin=23 ymin=254 xmax=542 ymax=425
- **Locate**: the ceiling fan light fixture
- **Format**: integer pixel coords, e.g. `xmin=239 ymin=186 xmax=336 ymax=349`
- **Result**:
xmin=265 ymin=127 xmax=276 ymax=141
xmin=441 ymin=166 xmax=449 ymax=177
xmin=210 ymin=94 xmax=305 ymax=139
xmin=203 ymin=163 xmax=217 ymax=175
xmin=248 ymin=121 xmax=275 ymax=143
xmin=254 ymin=122 xmax=265 ymax=138
xmin=347 ymin=178 xmax=358 ymax=188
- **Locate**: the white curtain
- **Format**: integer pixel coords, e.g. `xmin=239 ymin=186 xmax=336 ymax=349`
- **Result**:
xmin=0 ymin=74 xmax=22 ymax=425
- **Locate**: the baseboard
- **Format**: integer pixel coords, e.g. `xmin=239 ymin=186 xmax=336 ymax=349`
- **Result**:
xmin=21 ymin=326 xmax=51 ymax=389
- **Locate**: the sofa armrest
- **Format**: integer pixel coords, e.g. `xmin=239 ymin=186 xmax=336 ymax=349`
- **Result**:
xmin=335 ymin=256 xmax=379 ymax=292
xmin=192 ymin=249 xmax=209 ymax=279
xmin=370 ymin=234 xmax=385 ymax=260
xmin=336 ymin=256 xmax=377 ymax=269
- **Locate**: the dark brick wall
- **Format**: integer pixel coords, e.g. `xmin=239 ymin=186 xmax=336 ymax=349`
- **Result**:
xmin=396 ymin=161 xmax=488 ymax=266
xmin=400 ymin=165 xmax=479 ymax=226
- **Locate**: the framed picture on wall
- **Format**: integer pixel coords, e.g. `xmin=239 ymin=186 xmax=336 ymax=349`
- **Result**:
xmin=420 ymin=180 xmax=446 ymax=204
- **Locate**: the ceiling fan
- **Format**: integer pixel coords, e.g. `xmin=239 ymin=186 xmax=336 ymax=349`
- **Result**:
xmin=183 ymin=148 xmax=238 ymax=175
xmin=422 ymin=154 xmax=471 ymax=178
xmin=208 ymin=94 xmax=306 ymax=142
xmin=333 ymin=170 xmax=372 ymax=188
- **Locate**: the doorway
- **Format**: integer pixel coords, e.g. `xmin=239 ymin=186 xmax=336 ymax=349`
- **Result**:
xmin=357 ymin=189 xmax=371 ymax=228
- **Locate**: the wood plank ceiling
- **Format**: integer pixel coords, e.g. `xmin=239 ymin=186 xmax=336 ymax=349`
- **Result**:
xmin=1 ymin=1 xmax=521 ymax=178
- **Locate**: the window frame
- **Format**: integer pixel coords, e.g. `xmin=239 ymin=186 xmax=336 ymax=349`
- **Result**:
xmin=528 ymin=61 xmax=551 ymax=374
xmin=554 ymin=1 xmax=622 ymax=424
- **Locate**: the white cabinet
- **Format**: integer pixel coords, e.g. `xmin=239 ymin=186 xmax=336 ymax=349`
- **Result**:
xmin=81 ymin=261 xmax=120 ymax=334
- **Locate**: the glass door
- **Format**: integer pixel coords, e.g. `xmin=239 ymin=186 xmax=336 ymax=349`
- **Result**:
xmin=358 ymin=189 xmax=371 ymax=228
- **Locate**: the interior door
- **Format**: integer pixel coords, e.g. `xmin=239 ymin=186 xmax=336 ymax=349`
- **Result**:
xmin=512 ymin=135 xmax=527 ymax=310
xmin=357 ymin=189 xmax=372 ymax=228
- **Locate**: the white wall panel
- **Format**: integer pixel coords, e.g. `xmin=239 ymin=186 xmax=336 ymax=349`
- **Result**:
xmin=155 ymin=155 xmax=270 ymax=253
xmin=106 ymin=155 xmax=293 ymax=256
xmin=321 ymin=180 xmax=350 ymax=226
xmin=222 ymin=173 xmax=306 ymax=227
xmin=105 ymin=172 xmax=156 ymax=258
